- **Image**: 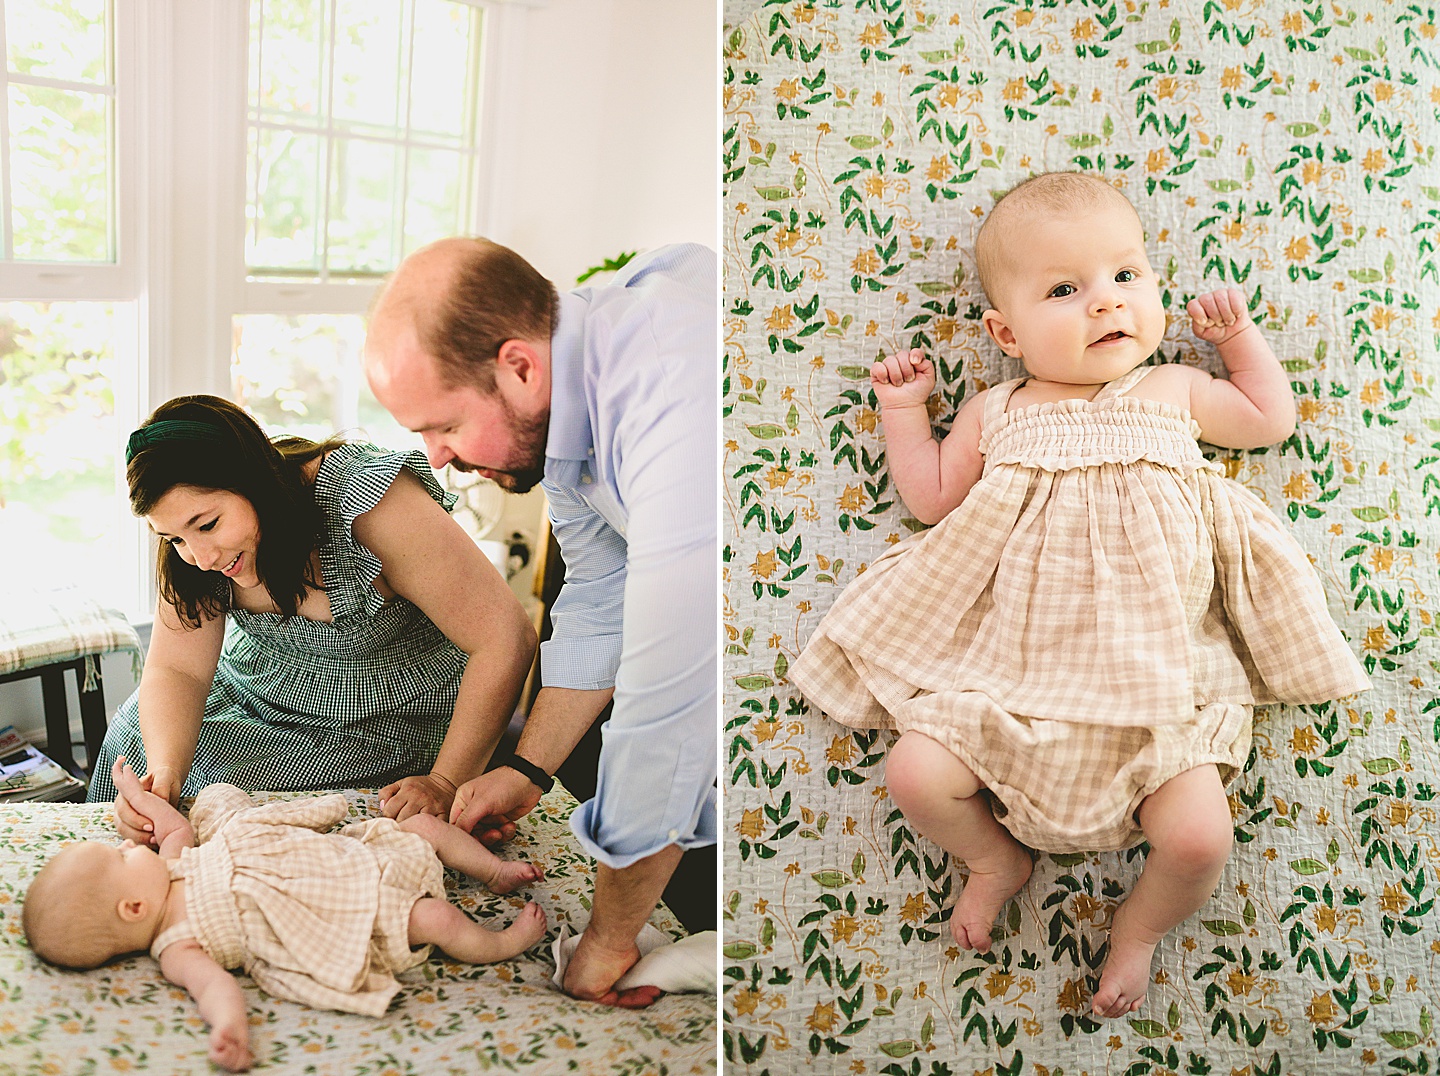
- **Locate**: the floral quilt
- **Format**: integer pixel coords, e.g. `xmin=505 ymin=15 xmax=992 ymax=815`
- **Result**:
xmin=0 ymin=788 xmax=715 ymax=1075
xmin=723 ymin=2 xmax=1440 ymax=1073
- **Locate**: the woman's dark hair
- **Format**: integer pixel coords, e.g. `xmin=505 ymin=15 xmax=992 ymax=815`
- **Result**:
xmin=126 ymin=395 xmax=346 ymax=627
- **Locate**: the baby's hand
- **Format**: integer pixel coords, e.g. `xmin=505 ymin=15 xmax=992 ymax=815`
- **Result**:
xmin=871 ymin=348 xmax=936 ymax=410
xmin=1187 ymin=287 xmax=1256 ymax=347
xmin=208 ymin=1017 xmax=252 ymax=1071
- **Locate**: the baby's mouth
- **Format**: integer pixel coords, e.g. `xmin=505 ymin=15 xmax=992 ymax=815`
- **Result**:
xmin=1093 ymin=331 xmax=1128 ymax=344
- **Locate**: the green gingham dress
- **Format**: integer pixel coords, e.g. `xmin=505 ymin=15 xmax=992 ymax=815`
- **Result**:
xmin=88 ymin=444 xmax=466 ymax=803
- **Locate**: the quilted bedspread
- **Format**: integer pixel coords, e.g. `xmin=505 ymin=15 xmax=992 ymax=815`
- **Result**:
xmin=0 ymin=788 xmax=715 ymax=1075
xmin=722 ymin=2 xmax=1440 ymax=1073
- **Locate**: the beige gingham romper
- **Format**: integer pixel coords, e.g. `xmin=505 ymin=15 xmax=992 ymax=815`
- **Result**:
xmin=790 ymin=365 xmax=1369 ymax=852
xmin=150 ymin=785 xmax=444 ymax=1017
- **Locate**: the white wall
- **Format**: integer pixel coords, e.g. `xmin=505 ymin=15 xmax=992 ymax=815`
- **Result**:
xmin=1 ymin=0 xmax=719 ymax=751
xmin=481 ymin=0 xmax=718 ymax=283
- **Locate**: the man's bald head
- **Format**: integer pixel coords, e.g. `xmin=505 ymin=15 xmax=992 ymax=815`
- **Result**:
xmin=975 ymin=172 xmax=1141 ymax=309
xmin=368 ymin=236 xmax=559 ymax=392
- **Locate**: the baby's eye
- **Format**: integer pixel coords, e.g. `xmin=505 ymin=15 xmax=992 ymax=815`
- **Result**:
xmin=1048 ymin=283 xmax=1075 ymax=298
xmin=1116 ymin=269 xmax=1138 ymax=283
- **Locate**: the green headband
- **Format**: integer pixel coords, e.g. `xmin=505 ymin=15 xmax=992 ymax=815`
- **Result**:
xmin=125 ymin=420 xmax=228 ymax=464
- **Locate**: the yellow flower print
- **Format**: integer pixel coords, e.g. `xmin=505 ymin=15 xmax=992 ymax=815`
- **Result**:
xmin=1289 ymin=725 xmax=1320 ymax=753
xmin=900 ymin=893 xmax=928 ymax=922
xmin=733 ymin=987 xmax=760 ymax=1016
xmin=738 ymin=808 xmax=766 ymax=839
xmin=1145 ymin=148 xmax=1170 ymax=173
xmin=1371 ymin=306 xmax=1397 ymax=331
xmin=936 ymin=84 xmax=961 ymax=108
xmin=1374 ymin=82 xmax=1393 ymax=102
xmin=1282 ymin=473 xmax=1313 ymax=500
xmin=838 ymin=485 xmax=866 ymax=511
xmin=1221 ymin=66 xmax=1244 ymax=89
xmin=1003 ymin=78 xmax=1027 ymax=102
xmin=1370 ymin=547 xmax=1393 ymax=572
xmin=1380 ymin=882 xmax=1410 ymax=913
xmin=985 ymin=970 xmax=1016 ymax=998
xmin=1282 ymin=12 xmax=1303 ymax=33
xmin=1387 ymin=800 xmax=1413 ymax=827
xmin=864 ymin=175 xmax=886 ymax=198
xmin=1284 ymin=236 xmax=1312 ymax=262
xmin=830 ymin=914 xmax=858 ymax=943
xmin=934 ymin=317 xmax=958 ymax=342
xmin=1359 ymin=380 xmax=1384 ymax=405
xmin=807 ymin=1001 xmax=838 ymax=1032
xmin=927 ymin=156 xmax=952 ymax=180
xmin=765 ymin=304 xmax=795 ymax=332
xmin=852 ymin=250 xmax=880 ymax=275
xmin=1362 ymin=148 xmax=1386 ymax=172
xmin=751 ymin=549 xmax=778 ymax=579
xmin=1072 ymin=17 xmax=1096 ymax=40
xmin=765 ymin=465 xmax=793 ymax=489
xmin=1156 ymin=76 xmax=1178 ymax=99
xmin=1307 ymin=992 xmax=1340 ymax=1026
xmin=827 ymin=734 xmax=857 ymax=765
xmin=856 ymin=407 xmax=878 ymax=433
xmin=1227 ymin=968 xmax=1257 ymax=995
xmin=1015 ymin=9 xmax=1035 ymax=26
xmin=1364 ymin=626 xmax=1390 ymax=652
xmin=859 ymin=23 xmax=884 ymax=45
xmin=775 ymin=79 xmax=799 ymax=101
xmin=1314 ymin=905 xmax=1337 ymax=933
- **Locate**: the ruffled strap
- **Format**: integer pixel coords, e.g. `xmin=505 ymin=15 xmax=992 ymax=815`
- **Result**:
xmin=1093 ymin=364 xmax=1153 ymax=401
xmin=982 ymin=377 xmax=1029 ymax=432
xmin=313 ymin=444 xmax=457 ymax=620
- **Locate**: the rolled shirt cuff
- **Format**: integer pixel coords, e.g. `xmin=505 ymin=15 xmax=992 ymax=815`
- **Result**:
xmin=569 ymin=784 xmax=717 ymax=870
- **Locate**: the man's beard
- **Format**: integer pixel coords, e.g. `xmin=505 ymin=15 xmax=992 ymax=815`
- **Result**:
xmin=450 ymin=401 xmax=549 ymax=494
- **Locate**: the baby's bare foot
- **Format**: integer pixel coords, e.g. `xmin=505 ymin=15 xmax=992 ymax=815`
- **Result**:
xmin=1092 ymin=900 xmax=1159 ymax=1018
xmin=502 ymin=901 xmax=548 ymax=953
xmin=949 ymin=843 xmax=1032 ymax=952
xmin=487 ymin=859 xmax=544 ymax=895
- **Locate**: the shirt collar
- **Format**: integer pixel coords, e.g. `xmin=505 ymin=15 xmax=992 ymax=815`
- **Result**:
xmin=545 ymin=290 xmax=593 ymax=462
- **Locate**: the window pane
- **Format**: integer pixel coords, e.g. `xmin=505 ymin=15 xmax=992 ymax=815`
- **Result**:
xmin=6 ymin=0 xmax=108 ymax=84
xmin=0 ymin=301 xmax=128 ymax=610
xmin=331 ymin=0 xmax=402 ymax=132
xmin=251 ymin=0 xmax=325 ymax=124
xmin=327 ymin=137 xmax=397 ymax=273
xmin=231 ymin=313 xmax=419 ymax=452
xmin=409 ymin=0 xmax=476 ymax=141
xmin=247 ymin=126 xmax=321 ymax=272
xmin=9 ymin=83 xmax=111 ymax=261
xmin=403 ymin=146 xmax=461 ymax=257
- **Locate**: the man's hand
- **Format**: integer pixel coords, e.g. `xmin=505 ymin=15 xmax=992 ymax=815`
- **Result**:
xmin=448 ymin=766 xmax=540 ymax=844
xmin=112 ymin=758 xmax=189 ymax=848
xmin=1187 ymin=286 xmax=1256 ymax=348
xmin=871 ymin=348 xmax=937 ymax=411
xmin=207 ymin=1015 xmax=253 ymax=1072
xmin=379 ymin=773 xmax=456 ymax=822
xmin=563 ymin=931 xmax=663 ymax=1008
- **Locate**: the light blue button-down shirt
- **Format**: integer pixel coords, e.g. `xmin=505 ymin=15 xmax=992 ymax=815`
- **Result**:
xmin=540 ymin=244 xmax=717 ymax=870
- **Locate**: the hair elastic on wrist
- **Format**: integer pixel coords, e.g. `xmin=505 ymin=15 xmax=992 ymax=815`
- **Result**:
xmin=125 ymin=420 xmax=228 ymax=464
xmin=505 ymin=754 xmax=554 ymax=794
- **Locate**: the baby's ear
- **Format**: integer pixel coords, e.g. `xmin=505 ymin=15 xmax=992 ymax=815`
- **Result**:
xmin=981 ymin=309 xmax=1022 ymax=357
xmin=117 ymin=897 xmax=148 ymax=923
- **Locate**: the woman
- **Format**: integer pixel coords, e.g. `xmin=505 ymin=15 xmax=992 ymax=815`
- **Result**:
xmin=88 ymin=395 xmax=536 ymax=841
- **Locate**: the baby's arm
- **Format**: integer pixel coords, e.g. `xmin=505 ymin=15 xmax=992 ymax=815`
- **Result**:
xmin=113 ymin=757 xmax=195 ymax=858
xmin=872 ymin=348 xmax=986 ymax=525
xmin=159 ymin=942 xmax=252 ymax=1072
xmin=1182 ymin=287 xmax=1296 ymax=448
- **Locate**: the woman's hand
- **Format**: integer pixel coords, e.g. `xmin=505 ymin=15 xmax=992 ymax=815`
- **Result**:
xmin=1187 ymin=286 xmax=1256 ymax=348
xmin=379 ymin=773 xmax=456 ymax=821
xmin=871 ymin=348 xmax=936 ymax=411
xmin=113 ymin=763 xmax=183 ymax=846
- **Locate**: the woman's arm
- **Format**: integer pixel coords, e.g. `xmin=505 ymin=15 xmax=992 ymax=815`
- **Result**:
xmin=353 ymin=469 xmax=538 ymax=821
xmin=872 ymin=349 xmax=988 ymax=525
xmin=115 ymin=597 xmax=224 ymax=843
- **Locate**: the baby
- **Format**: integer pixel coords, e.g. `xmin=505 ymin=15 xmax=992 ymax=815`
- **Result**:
xmin=24 ymin=758 xmax=548 ymax=1072
xmin=791 ymin=171 xmax=1368 ymax=1019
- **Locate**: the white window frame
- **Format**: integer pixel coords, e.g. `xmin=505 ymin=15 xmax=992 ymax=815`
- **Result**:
xmin=0 ymin=0 xmax=531 ymax=621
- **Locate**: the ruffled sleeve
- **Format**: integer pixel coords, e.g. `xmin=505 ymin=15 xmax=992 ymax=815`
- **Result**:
xmin=312 ymin=444 xmax=457 ymax=620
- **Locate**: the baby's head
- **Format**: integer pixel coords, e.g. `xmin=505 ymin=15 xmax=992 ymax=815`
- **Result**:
xmin=23 ymin=840 xmax=171 ymax=969
xmin=975 ymin=172 xmax=1165 ymax=385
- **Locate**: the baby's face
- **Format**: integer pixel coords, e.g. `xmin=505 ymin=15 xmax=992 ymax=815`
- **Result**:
xmin=983 ymin=202 xmax=1166 ymax=385
xmin=69 ymin=839 xmax=171 ymax=911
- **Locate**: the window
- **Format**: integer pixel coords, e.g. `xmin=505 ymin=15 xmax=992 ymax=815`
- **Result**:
xmin=235 ymin=0 xmax=491 ymax=455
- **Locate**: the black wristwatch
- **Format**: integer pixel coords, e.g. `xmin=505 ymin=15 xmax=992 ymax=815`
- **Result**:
xmin=505 ymin=754 xmax=554 ymax=794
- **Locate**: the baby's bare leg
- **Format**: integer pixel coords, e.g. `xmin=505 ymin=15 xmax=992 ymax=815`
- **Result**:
xmin=1093 ymin=764 xmax=1232 ymax=1019
xmin=887 ymin=732 xmax=1032 ymax=952
xmin=408 ymin=897 xmax=547 ymax=963
xmin=399 ymin=813 xmax=543 ymax=894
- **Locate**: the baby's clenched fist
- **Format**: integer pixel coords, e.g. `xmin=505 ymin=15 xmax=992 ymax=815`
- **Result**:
xmin=871 ymin=348 xmax=936 ymax=409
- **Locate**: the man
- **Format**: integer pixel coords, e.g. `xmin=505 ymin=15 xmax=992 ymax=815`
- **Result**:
xmin=364 ymin=238 xmax=716 ymax=1005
